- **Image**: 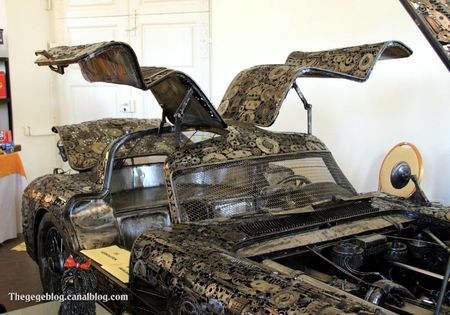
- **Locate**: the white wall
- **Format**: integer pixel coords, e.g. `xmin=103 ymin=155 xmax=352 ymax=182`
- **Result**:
xmin=5 ymin=0 xmax=58 ymax=181
xmin=210 ymin=0 xmax=450 ymax=204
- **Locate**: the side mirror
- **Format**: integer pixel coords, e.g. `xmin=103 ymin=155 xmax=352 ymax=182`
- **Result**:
xmin=379 ymin=142 xmax=430 ymax=205
xmin=390 ymin=161 xmax=412 ymax=189
xmin=390 ymin=161 xmax=429 ymax=204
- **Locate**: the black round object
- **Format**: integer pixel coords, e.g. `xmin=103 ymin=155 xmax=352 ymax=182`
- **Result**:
xmin=390 ymin=162 xmax=412 ymax=189
xmin=385 ymin=240 xmax=408 ymax=262
xmin=408 ymin=239 xmax=431 ymax=260
xmin=332 ymin=242 xmax=364 ymax=270
xmin=37 ymin=214 xmax=68 ymax=294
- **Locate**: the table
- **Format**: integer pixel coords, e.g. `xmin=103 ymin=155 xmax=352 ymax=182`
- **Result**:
xmin=0 ymin=153 xmax=27 ymax=243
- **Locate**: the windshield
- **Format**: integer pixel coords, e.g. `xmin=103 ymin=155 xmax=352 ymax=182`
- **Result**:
xmin=173 ymin=152 xmax=356 ymax=222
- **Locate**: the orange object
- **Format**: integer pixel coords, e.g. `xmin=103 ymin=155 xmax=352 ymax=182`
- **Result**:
xmin=0 ymin=152 xmax=26 ymax=177
xmin=379 ymin=142 xmax=423 ymax=198
xmin=0 ymin=71 xmax=6 ymax=99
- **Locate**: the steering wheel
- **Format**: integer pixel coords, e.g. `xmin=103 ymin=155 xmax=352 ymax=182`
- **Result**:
xmin=259 ymin=175 xmax=311 ymax=210
xmin=277 ymin=175 xmax=311 ymax=187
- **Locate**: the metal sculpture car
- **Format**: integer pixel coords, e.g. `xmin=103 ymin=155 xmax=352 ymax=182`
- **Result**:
xmin=22 ymin=41 xmax=450 ymax=314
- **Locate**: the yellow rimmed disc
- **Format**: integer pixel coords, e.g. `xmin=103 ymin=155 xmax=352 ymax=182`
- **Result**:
xmin=379 ymin=142 xmax=423 ymax=197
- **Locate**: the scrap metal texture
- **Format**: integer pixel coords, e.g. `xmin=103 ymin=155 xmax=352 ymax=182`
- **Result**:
xmin=173 ymin=154 xmax=355 ymax=222
xmin=21 ymin=172 xmax=102 ymax=259
xmin=413 ymin=0 xmax=450 ymax=44
xmin=166 ymin=122 xmax=330 ymax=171
xmin=129 ymin=196 xmax=450 ymax=313
xmin=35 ymin=42 xmax=226 ymax=129
xmin=285 ymin=41 xmax=412 ymax=80
xmin=218 ymin=41 xmax=412 ymax=127
xmin=53 ymin=118 xmax=162 ymax=171
xmin=406 ymin=0 xmax=449 ymax=50
xmin=163 ymin=122 xmax=343 ymax=222
xmin=129 ymin=217 xmax=398 ymax=314
xmin=23 ymin=40 xmax=450 ymax=314
xmin=400 ymin=0 xmax=450 ymax=69
xmin=35 ymin=42 xmax=111 ymax=66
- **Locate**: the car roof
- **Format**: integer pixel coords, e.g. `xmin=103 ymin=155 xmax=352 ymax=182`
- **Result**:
xmin=165 ymin=120 xmax=329 ymax=173
xmin=53 ymin=118 xmax=181 ymax=171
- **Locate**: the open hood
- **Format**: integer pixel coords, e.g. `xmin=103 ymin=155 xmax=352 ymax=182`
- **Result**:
xmin=400 ymin=0 xmax=449 ymax=71
xmin=35 ymin=41 xmax=226 ymax=129
xmin=218 ymin=41 xmax=412 ymax=127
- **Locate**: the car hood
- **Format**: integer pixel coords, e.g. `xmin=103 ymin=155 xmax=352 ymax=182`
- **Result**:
xmin=131 ymin=231 xmax=396 ymax=313
xmin=142 ymin=192 xmax=450 ymax=255
xmin=130 ymin=192 xmax=449 ymax=313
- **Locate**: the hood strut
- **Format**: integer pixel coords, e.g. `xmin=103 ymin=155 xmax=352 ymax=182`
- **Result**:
xmin=174 ymin=88 xmax=194 ymax=148
xmin=293 ymin=82 xmax=313 ymax=135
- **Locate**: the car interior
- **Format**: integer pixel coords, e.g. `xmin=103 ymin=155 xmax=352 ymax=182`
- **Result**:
xmin=109 ymin=155 xmax=171 ymax=249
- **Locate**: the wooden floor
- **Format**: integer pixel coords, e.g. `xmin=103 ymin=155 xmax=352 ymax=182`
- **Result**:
xmin=0 ymin=235 xmax=42 ymax=312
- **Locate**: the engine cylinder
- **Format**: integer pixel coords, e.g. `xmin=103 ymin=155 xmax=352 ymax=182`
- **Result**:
xmin=408 ymin=239 xmax=431 ymax=260
xmin=385 ymin=240 xmax=408 ymax=262
xmin=332 ymin=242 xmax=364 ymax=270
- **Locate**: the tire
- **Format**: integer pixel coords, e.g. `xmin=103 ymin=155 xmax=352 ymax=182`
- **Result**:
xmin=168 ymin=295 xmax=202 ymax=315
xmin=37 ymin=213 xmax=69 ymax=294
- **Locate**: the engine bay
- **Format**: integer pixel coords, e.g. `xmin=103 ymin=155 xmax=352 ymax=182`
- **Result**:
xmin=255 ymin=221 xmax=450 ymax=314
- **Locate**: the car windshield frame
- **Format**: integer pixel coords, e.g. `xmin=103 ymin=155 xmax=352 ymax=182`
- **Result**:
xmin=171 ymin=151 xmax=356 ymax=223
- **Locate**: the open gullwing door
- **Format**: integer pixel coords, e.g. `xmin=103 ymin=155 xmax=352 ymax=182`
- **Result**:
xmin=35 ymin=41 xmax=226 ymax=130
xmin=218 ymin=41 xmax=412 ymax=127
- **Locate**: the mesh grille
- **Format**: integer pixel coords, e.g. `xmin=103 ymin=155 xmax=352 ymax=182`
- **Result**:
xmin=239 ymin=201 xmax=377 ymax=236
xmin=173 ymin=152 xmax=356 ymax=222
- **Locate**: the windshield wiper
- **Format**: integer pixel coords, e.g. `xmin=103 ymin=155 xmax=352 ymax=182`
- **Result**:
xmin=270 ymin=192 xmax=375 ymax=216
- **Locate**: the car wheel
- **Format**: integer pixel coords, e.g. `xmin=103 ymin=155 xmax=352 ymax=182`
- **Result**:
xmin=37 ymin=213 xmax=68 ymax=294
xmin=168 ymin=295 xmax=202 ymax=315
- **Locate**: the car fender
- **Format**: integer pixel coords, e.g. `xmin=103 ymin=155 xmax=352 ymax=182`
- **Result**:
xmin=130 ymin=229 xmax=394 ymax=314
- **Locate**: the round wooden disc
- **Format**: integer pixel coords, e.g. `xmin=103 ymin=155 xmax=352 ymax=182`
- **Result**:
xmin=379 ymin=142 xmax=423 ymax=197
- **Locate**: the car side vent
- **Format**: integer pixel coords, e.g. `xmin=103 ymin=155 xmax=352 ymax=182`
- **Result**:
xmin=239 ymin=201 xmax=378 ymax=237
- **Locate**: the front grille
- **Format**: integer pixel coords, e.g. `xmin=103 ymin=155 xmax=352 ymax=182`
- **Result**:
xmin=239 ymin=201 xmax=377 ymax=236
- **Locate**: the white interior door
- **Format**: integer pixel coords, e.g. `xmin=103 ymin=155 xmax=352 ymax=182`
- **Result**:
xmin=131 ymin=11 xmax=210 ymax=119
xmin=52 ymin=0 xmax=129 ymax=19
xmin=53 ymin=16 xmax=134 ymax=124
xmin=50 ymin=0 xmax=211 ymax=124
xmin=130 ymin=0 xmax=208 ymax=15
